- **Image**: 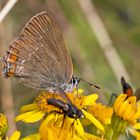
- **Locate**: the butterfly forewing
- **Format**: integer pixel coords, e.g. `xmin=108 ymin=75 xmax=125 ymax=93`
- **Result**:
xmin=3 ymin=11 xmax=73 ymax=90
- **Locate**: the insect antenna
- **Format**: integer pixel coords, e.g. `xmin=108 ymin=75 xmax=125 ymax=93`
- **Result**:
xmin=79 ymin=78 xmax=100 ymax=89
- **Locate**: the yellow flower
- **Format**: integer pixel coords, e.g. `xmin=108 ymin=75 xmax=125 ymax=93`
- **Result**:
xmin=15 ymin=90 xmax=103 ymax=129
xmin=87 ymin=102 xmax=113 ymax=125
xmin=0 ymin=114 xmax=20 ymax=140
xmin=112 ymin=93 xmax=140 ymax=139
xmin=39 ymin=113 xmax=104 ymax=140
xmin=15 ymin=89 xmax=105 ymax=139
xmin=114 ymin=94 xmax=140 ymax=124
xmin=0 ymin=114 xmax=8 ymax=138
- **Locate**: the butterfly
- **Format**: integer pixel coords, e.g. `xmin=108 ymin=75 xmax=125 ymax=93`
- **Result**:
xmin=2 ymin=11 xmax=100 ymax=104
xmin=2 ymin=11 xmax=80 ymax=96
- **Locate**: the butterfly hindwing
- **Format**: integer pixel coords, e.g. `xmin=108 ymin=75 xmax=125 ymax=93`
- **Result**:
xmin=2 ymin=11 xmax=73 ymax=90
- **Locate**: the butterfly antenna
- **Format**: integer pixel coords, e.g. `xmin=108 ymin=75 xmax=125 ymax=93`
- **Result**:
xmin=79 ymin=78 xmax=100 ymax=89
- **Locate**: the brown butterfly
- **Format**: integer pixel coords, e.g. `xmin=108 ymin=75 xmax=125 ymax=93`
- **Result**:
xmin=2 ymin=11 xmax=75 ymax=92
xmin=2 ymin=11 xmax=99 ymax=96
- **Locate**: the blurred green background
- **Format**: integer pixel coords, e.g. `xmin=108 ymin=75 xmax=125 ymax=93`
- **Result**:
xmin=0 ymin=0 xmax=140 ymax=139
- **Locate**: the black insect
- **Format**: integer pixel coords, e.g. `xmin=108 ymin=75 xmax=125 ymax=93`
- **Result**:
xmin=47 ymin=98 xmax=84 ymax=119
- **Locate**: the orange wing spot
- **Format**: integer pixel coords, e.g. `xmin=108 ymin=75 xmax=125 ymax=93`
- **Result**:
xmin=7 ymin=72 xmax=15 ymax=77
xmin=9 ymin=54 xmax=18 ymax=62
xmin=7 ymin=63 xmax=16 ymax=77
xmin=7 ymin=47 xmax=19 ymax=62
xmin=7 ymin=53 xmax=18 ymax=63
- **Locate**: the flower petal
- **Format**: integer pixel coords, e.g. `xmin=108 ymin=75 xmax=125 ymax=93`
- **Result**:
xmin=123 ymin=105 xmax=135 ymax=120
xmin=126 ymin=96 xmax=136 ymax=105
xmin=114 ymin=94 xmax=127 ymax=113
xmin=117 ymin=99 xmax=129 ymax=117
xmin=74 ymin=119 xmax=84 ymax=137
xmin=9 ymin=131 xmax=20 ymax=140
xmin=23 ymin=111 xmax=45 ymax=123
xmin=82 ymin=109 xmax=104 ymax=131
xmin=20 ymin=104 xmax=39 ymax=113
xmin=133 ymin=123 xmax=140 ymax=130
xmin=15 ymin=110 xmax=39 ymax=122
xmin=84 ymin=94 xmax=98 ymax=106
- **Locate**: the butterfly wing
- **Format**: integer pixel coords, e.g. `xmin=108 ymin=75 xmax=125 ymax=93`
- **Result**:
xmin=2 ymin=11 xmax=73 ymax=89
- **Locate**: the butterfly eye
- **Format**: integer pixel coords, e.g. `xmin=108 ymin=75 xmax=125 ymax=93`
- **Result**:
xmin=72 ymin=78 xmax=76 ymax=85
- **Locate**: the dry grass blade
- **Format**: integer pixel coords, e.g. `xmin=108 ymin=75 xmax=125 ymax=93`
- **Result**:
xmin=0 ymin=0 xmax=18 ymax=23
xmin=78 ymin=0 xmax=131 ymax=84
